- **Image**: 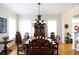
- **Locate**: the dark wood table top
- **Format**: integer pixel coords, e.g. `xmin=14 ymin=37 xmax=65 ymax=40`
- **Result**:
xmin=0 ymin=40 xmax=13 ymax=44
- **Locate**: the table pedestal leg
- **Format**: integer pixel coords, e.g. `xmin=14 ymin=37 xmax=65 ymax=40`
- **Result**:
xmin=4 ymin=44 xmax=7 ymax=55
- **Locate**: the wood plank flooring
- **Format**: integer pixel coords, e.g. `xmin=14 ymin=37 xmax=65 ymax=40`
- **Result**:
xmin=7 ymin=43 xmax=79 ymax=55
xmin=59 ymin=43 xmax=75 ymax=55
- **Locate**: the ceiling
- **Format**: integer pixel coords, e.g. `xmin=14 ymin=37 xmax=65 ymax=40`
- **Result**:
xmin=0 ymin=3 xmax=79 ymax=15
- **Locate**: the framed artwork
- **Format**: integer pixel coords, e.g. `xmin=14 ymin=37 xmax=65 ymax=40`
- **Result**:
xmin=0 ymin=17 xmax=7 ymax=33
xmin=64 ymin=24 xmax=69 ymax=29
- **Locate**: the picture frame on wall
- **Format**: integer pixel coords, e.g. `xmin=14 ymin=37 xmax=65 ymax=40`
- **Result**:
xmin=0 ymin=17 xmax=7 ymax=33
xmin=64 ymin=24 xmax=69 ymax=29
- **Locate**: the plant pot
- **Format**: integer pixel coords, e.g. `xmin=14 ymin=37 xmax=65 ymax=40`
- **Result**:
xmin=70 ymin=39 xmax=73 ymax=43
xmin=65 ymin=39 xmax=70 ymax=43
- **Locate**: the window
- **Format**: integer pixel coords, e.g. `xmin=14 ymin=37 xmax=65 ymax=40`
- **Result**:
xmin=19 ymin=19 xmax=31 ymax=38
xmin=8 ymin=17 xmax=16 ymax=40
xmin=48 ymin=20 xmax=57 ymax=37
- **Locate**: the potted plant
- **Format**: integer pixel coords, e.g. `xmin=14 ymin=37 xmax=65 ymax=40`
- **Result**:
xmin=65 ymin=32 xmax=72 ymax=43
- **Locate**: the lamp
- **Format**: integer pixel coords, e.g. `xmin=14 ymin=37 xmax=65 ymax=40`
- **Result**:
xmin=33 ymin=3 xmax=46 ymax=27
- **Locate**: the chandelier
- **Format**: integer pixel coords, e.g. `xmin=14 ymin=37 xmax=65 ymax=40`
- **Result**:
xmin=33 ymin=3 xmax=46 ymax=27
xmin=37 ymin=3 xmax=42 ymax=21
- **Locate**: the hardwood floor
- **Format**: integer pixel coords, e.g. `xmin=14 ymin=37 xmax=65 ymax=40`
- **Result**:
xmin=7 ymin=44 xmax=17 ymax=55
xmin=7 ymin=43 xmax=79 ymax=55
xmin=59 ymin=43 xmax=75 ymax=55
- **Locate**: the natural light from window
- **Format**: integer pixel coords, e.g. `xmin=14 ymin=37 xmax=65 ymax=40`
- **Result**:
xmin=8 ymin=17 xmax=16 ymax=40
xmin=48 ymin=20 xmax=57 ymax=37
xmin=19 ymin=19 xmax=31 ymax=38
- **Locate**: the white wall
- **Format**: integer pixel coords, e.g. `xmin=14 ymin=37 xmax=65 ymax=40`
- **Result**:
xmin=0 ymin=7 xmax=17 ymax=48
xmin=63 ymin=6 xmax=79 ymax=34
xmin=62 ymin=6 xmax=79 ymax=48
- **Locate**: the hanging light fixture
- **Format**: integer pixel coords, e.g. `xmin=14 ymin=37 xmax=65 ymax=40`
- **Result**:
xmin=36 ymin=3 xmax=46 ymax=25
xmin=33 ymin=3 xmax=46 ymax=27
xmin=37 ymin=3 xmax=41 ymax=21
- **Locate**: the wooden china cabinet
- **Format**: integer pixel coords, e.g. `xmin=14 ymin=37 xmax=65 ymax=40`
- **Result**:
xmin=28 ymin=15 xmax=53 ymax=55
xmin=34 ymin=19 xmax=45 ymax=39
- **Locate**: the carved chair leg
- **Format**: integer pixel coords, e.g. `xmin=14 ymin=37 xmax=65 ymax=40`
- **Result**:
xmin=16 ymin=44 xmax=19 ymax=55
